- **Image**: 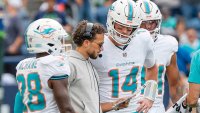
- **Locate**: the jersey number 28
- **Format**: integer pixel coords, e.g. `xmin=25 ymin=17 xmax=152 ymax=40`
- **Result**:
xmin=16 ymin=73 xmax=46 ymax=112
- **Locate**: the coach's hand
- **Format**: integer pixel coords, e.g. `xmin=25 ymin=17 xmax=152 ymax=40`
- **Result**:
xmin=137 ymin=98 xmax=153 ymax=113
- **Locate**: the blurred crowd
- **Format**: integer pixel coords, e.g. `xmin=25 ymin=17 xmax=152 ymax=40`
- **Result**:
xmin=0 ymin=0 xmax=200 ymax=109
xmin=0 ymin=0 xmax=115 ymax=80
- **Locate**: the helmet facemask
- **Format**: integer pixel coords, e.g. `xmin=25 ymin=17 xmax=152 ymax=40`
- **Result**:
xmin=60 ymin=34 xmax=72 ymax=54
xmin=108 ymin=20 xmax=139 ymax=45
xmin=141 ymin=19 xmax=162 ymax=41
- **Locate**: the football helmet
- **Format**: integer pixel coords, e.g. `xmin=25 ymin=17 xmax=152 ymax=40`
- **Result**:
xmin=107 ymin=0 xmax=141 ymax=45
xmin=25 ymin=18 xmax=69 ymax=55
xmin=136 ymin=0 xmax=162 ymax=41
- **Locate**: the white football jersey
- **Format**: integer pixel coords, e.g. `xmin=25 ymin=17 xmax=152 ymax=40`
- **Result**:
xmin=91 ymin=29 xmax=155 ymax=112
xmin=16 ymin=55 xmax=70 ymax=113
xmin=141 ymin=34 xmax=178 ymax=107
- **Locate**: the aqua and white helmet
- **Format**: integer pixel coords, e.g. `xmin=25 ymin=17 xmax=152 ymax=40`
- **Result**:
xmin=107 ymin=0 xmax=141 ymax=45
xmin=25 ymin=18 xmax=69 ymax=55
xmin=136 ymin=0 xmax=162 ymax=41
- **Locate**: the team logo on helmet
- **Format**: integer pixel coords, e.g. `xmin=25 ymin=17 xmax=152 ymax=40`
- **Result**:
xmin=34 ymin=25 xmax=56 ymax=38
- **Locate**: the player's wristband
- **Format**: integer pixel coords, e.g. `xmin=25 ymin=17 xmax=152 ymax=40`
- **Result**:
xmin=144 ymin=80 xmax=158 ymax=101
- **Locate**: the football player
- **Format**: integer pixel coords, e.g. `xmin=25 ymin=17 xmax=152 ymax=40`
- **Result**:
xmin=90 ymin=0 xmax=158 ymax=113
xmin=136 ymin=0 xmax=183 ymax=112
xmin=14 ymin=18 xmax=75 ymax=113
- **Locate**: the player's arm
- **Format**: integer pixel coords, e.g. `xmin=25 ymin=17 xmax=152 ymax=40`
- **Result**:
xmin=137 ymin=39 xmax=158 ymax=113
xmin=48 ymin=78 xmax=75 ymax=113
xmin=137 ymin=64 xmax=158 ymax=113
xmin=186 ymin=83 xmax=200 ymax=106
xmin=185 ymin=52 xmax=200 ymax=107
xmin=145 ymin=35 xmax=158 ymax=82
xmin=166 ymin=53 xmax=183 ymax=103
xmin=145 ymin=64 xmax=158 ymax=81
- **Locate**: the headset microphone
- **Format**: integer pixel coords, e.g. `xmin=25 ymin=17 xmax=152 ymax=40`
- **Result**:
xmin=99 ymin=54 xmax=102 ymax=58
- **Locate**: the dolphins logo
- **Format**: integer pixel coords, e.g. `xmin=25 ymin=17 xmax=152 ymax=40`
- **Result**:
xmin=34 ymin=26 xmax=56 ymax=38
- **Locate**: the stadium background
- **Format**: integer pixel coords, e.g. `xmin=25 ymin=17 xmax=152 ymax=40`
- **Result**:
xmin=0 ymin=0 xmax=200 ymax=112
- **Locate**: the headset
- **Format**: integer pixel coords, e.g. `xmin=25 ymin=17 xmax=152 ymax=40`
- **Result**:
xmin=82 ymin=22 xmax=104 ymax=58
xmin=83 ymin=23 xmax=94 ymax=38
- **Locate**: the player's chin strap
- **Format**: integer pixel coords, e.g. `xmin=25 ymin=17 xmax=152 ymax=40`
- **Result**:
xmin=144 ymin=80 xmax=158 ymax=101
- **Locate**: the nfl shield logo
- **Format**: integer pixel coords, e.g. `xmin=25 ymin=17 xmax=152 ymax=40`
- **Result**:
xmin=123 ymin=53 xmax=127 ymax=57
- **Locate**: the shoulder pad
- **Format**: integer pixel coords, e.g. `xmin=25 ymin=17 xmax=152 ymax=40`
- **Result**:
xmin=163 ymin=35 xmax=178 ymax=52
xmin=39 ymin=55 xmax=65 ymax=65
xmin=136 ymin=28 xmax=149 ymax=35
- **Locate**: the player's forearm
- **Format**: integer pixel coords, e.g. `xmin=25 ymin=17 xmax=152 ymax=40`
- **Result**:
xmin=186 ymin=83 xmax=200 ymax=107
xmin=101 ymin=102 xmax=114 ymax=112
xmin=186 ymin=96 xmax=198 ymax=107
xmin=59 ymin=105 xmax=76 ymax=113
xmin=166 ymin=56 xmax=183 ymax=103
xmin=169 ymin=83 xmax=183 ymax=103
xmin=168 ymin=74 xmax=183 ymax=103
xmin=54 ymin=90 xmax=75 ymax=113
xmin=51 ymin=79 xmax=76 ymax=113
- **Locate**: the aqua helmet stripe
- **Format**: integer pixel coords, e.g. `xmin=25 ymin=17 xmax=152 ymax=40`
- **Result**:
xmin=144 ymin=1 xmax=150 ymax=14
xmin=127 ymin=0 xmax=133 ymax=21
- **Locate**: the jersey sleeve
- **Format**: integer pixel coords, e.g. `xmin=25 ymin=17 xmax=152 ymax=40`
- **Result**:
xmin=143 ymin=31 xmax=156 ymax=68
xmin=168 ymin=35 xmax=178 ymax=53
xmin=188 ymin=50 xmax=200 ymax=84
xmin=39 ymin=55 xmax=71 ymax=80
xmin=166 ymin=35 xmax=178 ymax=66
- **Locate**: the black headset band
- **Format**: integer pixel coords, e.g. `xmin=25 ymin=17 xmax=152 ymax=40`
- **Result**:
xmin=86 ymin=23 xmax=93 ymax=33
xmin=83 ymin=22 xmax=94 ymax=38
